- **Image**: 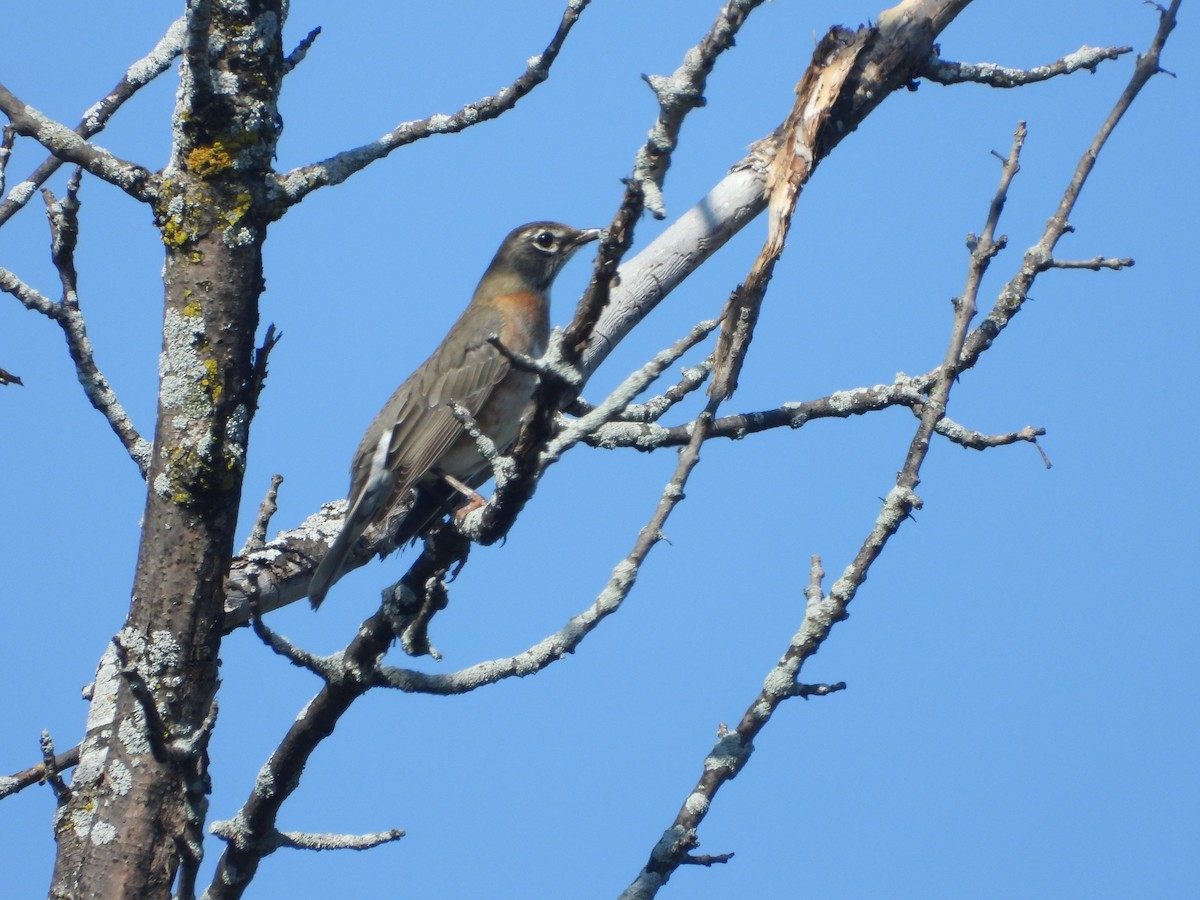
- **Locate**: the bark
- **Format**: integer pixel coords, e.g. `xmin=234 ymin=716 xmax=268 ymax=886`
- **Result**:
xmin=47 ymin=3 xmax=284 ymax=898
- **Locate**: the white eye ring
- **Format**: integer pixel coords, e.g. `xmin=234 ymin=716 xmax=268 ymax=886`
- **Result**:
xmin=532 ymin=230 xmax=556 ymax=251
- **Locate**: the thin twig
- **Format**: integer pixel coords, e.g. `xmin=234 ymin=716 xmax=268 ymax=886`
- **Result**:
xmin=272 ymin=0 xmax=591 ymax=210
xmin=634 ymin=0 xmax=769 ymax=218
xmin=249 ymin=323 xmax=282 ymax=416
xmin=242 ymin=475 xmax=284 ymax=554
xmin=923 ymin=44 xmax=1132 ymax=87
xmin=0 ymin=83 xmax=158 ymax=203
xmin=376 ymin=410 xmax=715 ymax=695
xmin=620 ymin=7 xmax=1180 ymax=879
xmin=39 ymin=732 xmax=70 ymax=805
xmin=2 ymin=180 xmax=153 ymax=474
xmin=0 ymin=744 xmax=81 ymax=801
xmin=282 ymin=26 xmax=322 ymax=74
xmin=0 ymin=19 xmax=183 ymax=227
xmin=1048 ymin=256 xmax=1134 ymax=270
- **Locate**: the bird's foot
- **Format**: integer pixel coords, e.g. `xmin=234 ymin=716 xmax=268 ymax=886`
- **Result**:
xmin=436 ymin=470 xmax=487 ymax=505
xmin=452 ymin=492 xmax=489 ymax=526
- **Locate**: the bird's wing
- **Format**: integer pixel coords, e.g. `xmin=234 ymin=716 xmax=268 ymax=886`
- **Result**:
xmin=350 ymin=308 xmax=510 ymax=510
xmin=386 ymin=338 xmax=508 ymax=491
xmin=312 ymin=321 xmax=509 ymax=609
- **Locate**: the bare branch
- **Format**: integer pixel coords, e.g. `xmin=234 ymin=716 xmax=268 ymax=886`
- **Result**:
xmin=544 ymin=318 xmax=718 ymax=462
xmin=6 ymin=180 xmax=153 ymax=474
xmin=485 ymin=332 xmax=569 ymax=382
xmin=377 ymin=412 xmax=714 ymax=695
xmin=0 ymin=84 xmax=158 ymax=203
xmin=249 ymin=606 xmax=344 ymax=681
xmin=224 ymin=504 xmax=357 ymax=627
xmin=590 ymin=372 xmax=928 ymax=450
xmin=0 ymin=19 xmax=182 ymax=227
xmin=0 ymin=744 xmax=80 ymax=801
xmin=590 ymin=2 xmax=969 ymax=390
xmin=209 ymin=820 xmax=404 ymax=854
xmin=935 ymin=419 xmax=1047 ymax=454
xmin=711 ymin=25 xmax=872 ymax=402
xmin=271 ymin=828 xmax=405 ymax=852
xmin=248 ymin=323 xmax=282 ymax=418
xmin=581 ymin=166 xmax=768 ymax=380
xmin=680 ymin=852 xmax=736 ymax=867
xmin=561 ymin=0 xmax=765 ymax=366
xmin=0 ymin=264 xmax=58 ymax=316
xmin=789 ymin=681 xmax=848 ymax=700
xmin=1 ymin=181 xmax=151 ymax=473
xmin=959 ymin=0 xmax=1180 ymax=368
xmin=593 ymin=355 xmax=713 ymax=424
xmin=619 ymin=12 xmax=1183 ymax=873
xmin=39 ymin=732 xmax=71 ymax=805
xmin=282 ymin=26 xmax=322 ymax=74
xmin=242 ymin=475 xmax=284 ymax=554
xmin=1048 ymin=255 xmax=1134 ymax=270
xmin=635 ymin=0 xmax=768 ymax=218
xmin=272 ymin=0 xmax=590 ymax=209
xmin=922 ymin=43 xmax=1131 ymax=86
xmin=206 ymin=528 xmax=471 ymax=898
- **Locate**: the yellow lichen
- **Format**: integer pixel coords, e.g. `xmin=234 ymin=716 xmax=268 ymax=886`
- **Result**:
xmin=224 ymin=193 xmax=253 ymax=227
xmin=199 ymin=358 xmax=222 ymax=402
xmin=186 ymin=142 xmax=234 ymax=177
xmin=161 ymin=218 xmax=193 ymax=248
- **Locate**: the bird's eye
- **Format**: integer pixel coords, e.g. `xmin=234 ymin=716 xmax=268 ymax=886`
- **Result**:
xmin=532 ymin=230 xmax=556 ymax=251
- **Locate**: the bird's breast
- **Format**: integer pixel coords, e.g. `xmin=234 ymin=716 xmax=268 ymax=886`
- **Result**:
xmin=490 ymin=290 xmax=550 ymax=357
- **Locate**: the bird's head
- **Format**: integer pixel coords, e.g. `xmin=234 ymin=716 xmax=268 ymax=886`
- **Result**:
xmin=486 ymin=222 xmax=602 ymax=293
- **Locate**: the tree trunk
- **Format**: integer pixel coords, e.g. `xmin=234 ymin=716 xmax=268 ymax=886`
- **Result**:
xmin=48 ymin=4 xmax=284 ymax=897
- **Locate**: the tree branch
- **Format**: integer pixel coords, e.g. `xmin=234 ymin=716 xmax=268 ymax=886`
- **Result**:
xmin=922 ymin=43 xmax=1132 ymax=86
xmin=957 ymin=0 xmax=1178 ymax=367
xmin=0 ymin=19 xmax=183 ymax=227
xmin=222 ymin=0 xmax=1136 ymax=620
xmin=0 ymin=84 xmax=158 ymax=203
xmin=241 ymin=474 xmax=284 ymax=554
xmin=206 ymin=527 xmax=471 ymax=899
xmin=580 ymin=1 xmax=1129 ymax=381
xmin=634 ymin=0 xmax=768 ymax=219
xmin=282 ymin=26 xmax=322 ymax=74
xmin=271 ymin=0 xmax=591 ymax=211
xmin=375 ymin=410 xmax=715 ymax=695
xmin=0 ymin=744 xmax=81 ymax=801
xmin=1048 ymin=255 xmax=1135 ymax=270
xmin=0 ymin=178 xmax=152 ymax=475
xmin=618 ymin=6 xmax=1181 ymax=875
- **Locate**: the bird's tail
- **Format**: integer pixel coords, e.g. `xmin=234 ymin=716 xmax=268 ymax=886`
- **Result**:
xmin=308 ymin=504 xmax=370 ymax=609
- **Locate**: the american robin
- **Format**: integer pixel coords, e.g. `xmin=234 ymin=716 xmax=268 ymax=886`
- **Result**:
xmin=309 ymin=221 xmax=601 ymax=609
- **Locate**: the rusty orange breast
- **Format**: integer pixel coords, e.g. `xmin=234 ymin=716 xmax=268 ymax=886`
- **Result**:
xmin=489 ymin=290 xmax=549 ymax=356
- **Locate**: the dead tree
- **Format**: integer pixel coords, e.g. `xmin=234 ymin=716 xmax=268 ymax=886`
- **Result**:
xmin=0 ymin=1 xmax=1181 ymax=897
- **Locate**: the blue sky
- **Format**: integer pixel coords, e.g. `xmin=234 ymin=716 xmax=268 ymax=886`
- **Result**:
xmin=1 ymin=2 xmax=1197 ymax=897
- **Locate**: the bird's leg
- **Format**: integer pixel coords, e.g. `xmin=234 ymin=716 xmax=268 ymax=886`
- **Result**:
xmin=435 ymin=469 xmax=488 ymax=511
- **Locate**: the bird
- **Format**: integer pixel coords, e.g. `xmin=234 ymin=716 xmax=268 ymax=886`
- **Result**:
xmin=308 ymin=221 xmax=601 ymax=609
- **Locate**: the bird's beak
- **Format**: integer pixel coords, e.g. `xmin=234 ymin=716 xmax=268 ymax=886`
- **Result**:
xmin=573 ymin=228 xmax=603 ymax=248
